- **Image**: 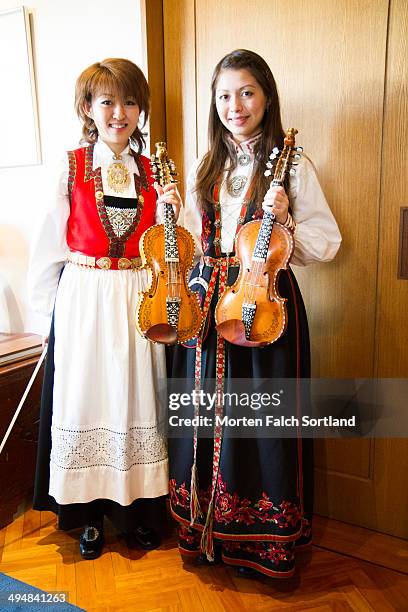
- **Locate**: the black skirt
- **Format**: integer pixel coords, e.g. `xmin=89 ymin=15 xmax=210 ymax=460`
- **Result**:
xmin=168 ymin=267 xmax=313 ymax=576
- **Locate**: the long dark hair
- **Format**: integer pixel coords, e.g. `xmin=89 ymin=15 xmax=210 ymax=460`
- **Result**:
xmin=75 ymin=58 xmax=150 ymax=152
xmin=196 ymin=49 xmax=285 ymax=211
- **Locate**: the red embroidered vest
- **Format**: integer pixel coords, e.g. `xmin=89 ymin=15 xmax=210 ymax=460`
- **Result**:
xmin=66 ymin=145 xmax=156 ymax=257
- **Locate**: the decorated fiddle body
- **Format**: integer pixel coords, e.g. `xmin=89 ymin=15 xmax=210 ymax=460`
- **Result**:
xmin=136 ymin=142 xmax=202 ymax=344
xmin=215 ymin=128 xmax=301 ymax=347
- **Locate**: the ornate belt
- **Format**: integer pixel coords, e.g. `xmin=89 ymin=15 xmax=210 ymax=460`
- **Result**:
xmin=67 ymin=251 xmax=142 ymax=270
xmin=203 ymin=255 xmax=240 ymax=268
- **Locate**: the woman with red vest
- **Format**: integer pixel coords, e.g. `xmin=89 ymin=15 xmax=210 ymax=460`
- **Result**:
xmin=29 ymin=58 xmax=180 ymax=559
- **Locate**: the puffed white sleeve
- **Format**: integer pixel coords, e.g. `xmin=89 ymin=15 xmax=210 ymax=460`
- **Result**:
xmin=28 ymin=157 xmax=71 ymax=326
xmin=178 ymin=159 xmax=203 ymax=264
xmin=289 ymin=155 xmax=342 ymax=266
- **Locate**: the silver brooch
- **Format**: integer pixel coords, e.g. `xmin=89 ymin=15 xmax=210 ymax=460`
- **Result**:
xmin=227 ymin=175 xmax=247 ymax=198
xmin=238 ymin=153 xmax=250 ymax=166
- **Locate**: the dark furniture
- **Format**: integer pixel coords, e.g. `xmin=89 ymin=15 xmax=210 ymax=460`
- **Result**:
xmin=0 ymin=334 xmax=43 ymax=528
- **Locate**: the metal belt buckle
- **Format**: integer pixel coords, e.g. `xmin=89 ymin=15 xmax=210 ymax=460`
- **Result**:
xmin=96 ymin=257 xmax=112 ymax=270
xmin=118 ymin=257 xmax=131 ymax=270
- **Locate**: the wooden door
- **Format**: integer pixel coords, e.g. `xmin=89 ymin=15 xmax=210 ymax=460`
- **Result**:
xmin=144 ymin=0 xmax=408 ymax=537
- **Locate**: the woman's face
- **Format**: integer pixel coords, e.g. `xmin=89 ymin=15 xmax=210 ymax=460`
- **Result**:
xmin=215 ymin=68 xmax=267 ymax=142
xmin=85 ymin=92 xmax=140 ymax=155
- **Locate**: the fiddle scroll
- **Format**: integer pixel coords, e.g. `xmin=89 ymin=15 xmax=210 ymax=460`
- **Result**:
xmin=215 ymin=128 xmax=302 ymax=347
xmin=136 ymin=142 xmax=203 ymax=344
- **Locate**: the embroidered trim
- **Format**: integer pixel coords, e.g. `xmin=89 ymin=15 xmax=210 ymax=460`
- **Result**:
xmin=67 ymin=151 xmax=76 ymax=198
xmin=221 ymin=552 xmax=295 ymax=577
xmin=105 ymin=206 xmax=139 ymax=238
xmin=84 ymin=144 xmax=95 ymax=182
xmin=179 ymin=525 xmax=200 ymax=546
xmin=51 ymin=424 xmax=167 ymax=471
xmin=177 ymin=523 xmax=297 ymax=577
xmin=215 ymin=475 xmax=301 ymax=528
xmin=170 ymin=474 xmax=301 ymax=529
xmin=170 ymin=505 xmax=303 ymax=542
xmin=201 ymin=211 xmax=212 ymax=255
xmin=170 ymin=479 xmax=190 ymax=509
xmin=223 ymin=540 xmax=294 ymax=565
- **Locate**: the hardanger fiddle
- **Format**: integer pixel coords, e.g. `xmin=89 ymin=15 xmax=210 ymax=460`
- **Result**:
xmin=136 ymin=142 xmax=203 ymax=344
xmin=215 ymin=128 xmax=301 ymax=347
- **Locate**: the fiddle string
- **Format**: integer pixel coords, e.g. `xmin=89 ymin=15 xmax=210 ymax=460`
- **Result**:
xmin=167 ymin=262 xmax=181 ymax=299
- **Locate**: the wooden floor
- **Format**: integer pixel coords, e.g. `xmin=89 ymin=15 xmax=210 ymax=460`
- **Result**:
xmin=0 ymin=506 xmax=407 ymax=611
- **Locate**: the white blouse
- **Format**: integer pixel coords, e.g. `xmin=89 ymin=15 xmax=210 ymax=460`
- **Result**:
xmin=28 ymin=139 xmax=151 ymax=322
xmin=182 ymin=139 xmax=342 ymax=267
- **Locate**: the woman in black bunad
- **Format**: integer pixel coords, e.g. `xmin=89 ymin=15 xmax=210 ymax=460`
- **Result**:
xmin=28 ymin=58 xmax=180 ymax=559
xmin=169 ymin=49 xmax=341 ymax=578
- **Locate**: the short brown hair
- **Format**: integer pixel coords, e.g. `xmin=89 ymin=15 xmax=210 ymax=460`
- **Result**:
xmin=74 ymin=58 xmax=150 ymax=152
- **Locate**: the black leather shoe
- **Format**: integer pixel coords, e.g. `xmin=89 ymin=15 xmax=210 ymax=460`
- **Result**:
xmin=129 ymin=526 xmax=160 ymax=550
xmin=79 ymin=523 xmax=104 ymax=560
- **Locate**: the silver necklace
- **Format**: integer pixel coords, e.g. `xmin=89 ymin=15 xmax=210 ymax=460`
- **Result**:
xmin=227 ymin=175 xmax=247 ymax=198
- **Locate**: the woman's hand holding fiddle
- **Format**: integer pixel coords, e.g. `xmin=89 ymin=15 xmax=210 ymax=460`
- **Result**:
xmin=262 ymin=186 xmax=289 ymax=224
xmin=155 ymin=182 xmax=182 ymax=222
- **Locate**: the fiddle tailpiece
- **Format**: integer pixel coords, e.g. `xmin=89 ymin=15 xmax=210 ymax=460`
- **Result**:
xmin=215 ymin=128 xmax=302 ymax=347
xmin=136 ymin=142 xmax=203 ymax=344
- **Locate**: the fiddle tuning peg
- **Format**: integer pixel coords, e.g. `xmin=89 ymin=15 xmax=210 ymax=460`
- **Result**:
xmin=264 ymin=170 xmax=272 ymax=177
xmin=266 ymin=161 xmax=273 ymax=168
xmin=272 ymin=147 xmax=280 ymax=154
xmin=294 ymin=153 xmax=302 ymax=160
xmin=296 ymin=146 xmax=303 ymax=152
xmin=289 ymin=168 xmax=296 ymax=176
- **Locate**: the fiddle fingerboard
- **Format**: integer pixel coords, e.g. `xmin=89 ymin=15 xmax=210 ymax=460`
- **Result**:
xmin=164 ymin=203 xmax=179 ymax=262
xmin=252 ymin=179 xmax=282 ymax=262
xmin=252 ymin=210 xmax=275 ymax=261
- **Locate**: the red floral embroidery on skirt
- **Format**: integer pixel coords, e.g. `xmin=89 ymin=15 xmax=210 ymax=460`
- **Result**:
xmin=170 ymin=474 xmax=301 ymax=529
xmin=214 ymin=474 xmax=301 ymax=528
xmin=169 ymin=479 xmax=190 ymax=510
xmin=223 ymin=540 xmax=294 ymax=565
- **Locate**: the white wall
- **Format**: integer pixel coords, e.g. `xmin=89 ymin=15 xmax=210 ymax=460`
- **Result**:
xmin=0 ymin=0 xmax=144 ymax=334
